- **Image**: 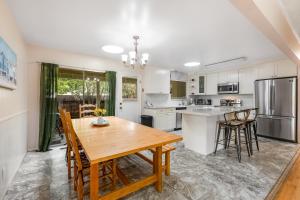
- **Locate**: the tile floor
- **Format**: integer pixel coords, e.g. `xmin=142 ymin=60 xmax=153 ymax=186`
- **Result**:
xmin=4 ymin=136 xmax=299 ymax=200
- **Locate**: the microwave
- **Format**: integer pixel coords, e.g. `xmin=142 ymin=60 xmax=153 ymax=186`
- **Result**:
xmin=217 ymin=82 xmax=239 ymax=94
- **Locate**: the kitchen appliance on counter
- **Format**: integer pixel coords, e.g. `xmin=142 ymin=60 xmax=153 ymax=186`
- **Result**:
xmin=220 ymin=99 xmax=242 ymax=107
xmin=175 ymin=107 xmax=187 ymax=130
xmin=218 ymin=82 xmax=239 ymax=94
xmin=255 ymin=77 xmax=297 ymax=142
xmin=195 ymin=98 xmax=212 ymax=105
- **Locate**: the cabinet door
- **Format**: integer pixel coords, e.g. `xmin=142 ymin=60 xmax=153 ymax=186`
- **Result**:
xmin=199 ymin=76 xmax=206 ymax=94
xmin=227 ymin=70 xmax=239 ymax=83
xmin=146 ymin=68 xmax=170 ymax=94
xmin=239 ymin=68 xmax=257 ymax=94
xmin=257 ymin=62 xmax=275 ymax=79
xmin=218 ymin=71 xmax=228 ymax=83
xmin=275 ymin=59 xmax=297 ymax=77
xmin=206 ymin=73 xmax=218 ymax=95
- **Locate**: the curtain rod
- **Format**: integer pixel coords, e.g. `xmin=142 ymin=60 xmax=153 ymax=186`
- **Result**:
xmin=31 ymin=61 xmax=106 ymax=73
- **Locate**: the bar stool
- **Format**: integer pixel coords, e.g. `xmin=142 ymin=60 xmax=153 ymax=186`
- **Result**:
xmin=215 ymin=110 xmax=251 ymax=162
xmin=245 ymin=108 xmax=259 ymax=155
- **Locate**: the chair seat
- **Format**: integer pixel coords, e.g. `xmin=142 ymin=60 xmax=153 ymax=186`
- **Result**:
xmin=149 ymin=144 xmax=176 ymax=153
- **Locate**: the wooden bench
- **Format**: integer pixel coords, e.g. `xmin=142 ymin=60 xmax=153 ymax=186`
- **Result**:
xmin=136 ymin=144 xmax=176 ymax=176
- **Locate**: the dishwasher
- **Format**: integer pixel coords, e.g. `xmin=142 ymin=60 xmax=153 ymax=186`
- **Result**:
xmin=175 ymin=107 xmax=187 ymax=130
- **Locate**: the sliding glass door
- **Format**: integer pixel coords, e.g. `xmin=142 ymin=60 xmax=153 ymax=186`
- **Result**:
xmin=57 ymin=68 xmax=108 ymax=118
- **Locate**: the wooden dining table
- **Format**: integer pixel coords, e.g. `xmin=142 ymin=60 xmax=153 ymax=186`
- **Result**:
xmin=72 ymin=116 xmax=182 ymax=200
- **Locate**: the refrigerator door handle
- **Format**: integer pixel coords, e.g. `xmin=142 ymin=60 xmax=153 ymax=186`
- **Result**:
xmin=258 ymin=115 xmax=294 ymax=120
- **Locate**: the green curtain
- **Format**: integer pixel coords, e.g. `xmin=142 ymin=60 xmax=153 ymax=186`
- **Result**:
xmin=39 ymin=63 xmax=59 ymax=152
xmin=105 ymin=71 xmax=116 ymax=116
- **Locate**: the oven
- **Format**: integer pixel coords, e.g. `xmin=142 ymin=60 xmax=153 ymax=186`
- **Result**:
xmin=217 ymin=82 xmax=239 ymax=94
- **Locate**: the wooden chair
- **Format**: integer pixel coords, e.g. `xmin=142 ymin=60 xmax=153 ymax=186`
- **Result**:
xmin=135 ymin=144 xmax=176 ymax=176
xmin=79 ymin=104 xmax=96 ymax=118
xmin=58 ymin=108 xmax=73 ymax=179
xmin=64 ymin=112 xmax=117 ymax=199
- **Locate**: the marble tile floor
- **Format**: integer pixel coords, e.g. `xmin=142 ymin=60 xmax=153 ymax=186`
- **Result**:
xmin=4 ymin=137 xmax=299 ymax=200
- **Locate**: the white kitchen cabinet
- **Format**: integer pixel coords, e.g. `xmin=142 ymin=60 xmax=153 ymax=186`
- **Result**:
xmin=275 ymin=59 xmax=297 ymax=77
xmin=206 ymin=73 xmax=218 ymax=95
xmin=257 ymin=62 xmax=276 ymax=79
xmin=144 ymin=67 xmax=170 ymax=94
xmin=218 ymin=70 xmax=238 ymax=83
xmin=143 ymin=108 xmax=176 ymax=131
xmin=238 ymin=67 xmax=257 ymax=94
xmin=256 ymin=60 xmax=297 ymax=79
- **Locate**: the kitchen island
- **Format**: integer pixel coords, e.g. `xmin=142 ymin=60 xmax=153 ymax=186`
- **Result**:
xmin=177 ymin=106 xmax=253 ymax=155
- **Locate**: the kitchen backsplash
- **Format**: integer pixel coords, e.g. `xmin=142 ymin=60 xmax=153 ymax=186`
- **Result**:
xmin=144 ymin=94 xmax=187 ymax=107
xmin=192 ymin=94 xmax=254 ymax=107
xmin=144 ymin=93 xmax=254 ymax=107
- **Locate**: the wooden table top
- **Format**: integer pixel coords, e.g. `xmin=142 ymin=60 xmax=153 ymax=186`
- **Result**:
xmin=72 ymin=116 xmax=183 ymax=164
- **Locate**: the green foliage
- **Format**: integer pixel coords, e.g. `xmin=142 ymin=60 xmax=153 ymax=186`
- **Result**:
xmin=57 ymin=78 xmax=83 ymax=96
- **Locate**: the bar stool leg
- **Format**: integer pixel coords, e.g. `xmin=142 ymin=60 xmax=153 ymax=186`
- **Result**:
xmin=214 ymin=123 xmax=221 ymax=154
xmin=236 ymin=128 xmax=241 ymax=162
xmin=227 ymin=127 xmax=232 ymax=148
xmin=243 ymin=127 xmax=251 ymax=157
xmin=247 ymin=124 xmax=253 ymax=155
xmin=253 ymin=122 xmax=259 ymax=151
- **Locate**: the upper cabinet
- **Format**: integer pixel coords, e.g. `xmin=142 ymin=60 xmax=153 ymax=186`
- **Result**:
xmin=206 ymin=73 xmax=218 ymax=95
xmin=257 ymin=60 xmax=297 ymax=79
xmin=186 ymin=59 xmax=297 ymax=96
xmin=143 ymin=67 xmax=170 ymax=94
xmin=239 ymin=68 xmax=257 ymax=94
xmin=275 ymin=59 xmax=297 ymax=77
xmin=218 ymin=70 xmax=238 ymax=83
xmin=257 ymin=62 xmax=276 ymax=79
xmin=199 ymin=75 xmax=206 ymax=95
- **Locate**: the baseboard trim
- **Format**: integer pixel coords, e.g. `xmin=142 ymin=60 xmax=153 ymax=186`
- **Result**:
xmin=265 ymin=147 xmax=300 ymax=200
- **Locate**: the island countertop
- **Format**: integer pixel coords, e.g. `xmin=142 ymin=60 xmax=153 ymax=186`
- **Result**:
xmin=177 ymin=106 xmax=254 ymax=117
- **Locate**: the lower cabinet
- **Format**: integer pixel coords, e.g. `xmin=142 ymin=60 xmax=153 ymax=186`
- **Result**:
xmin=143 ymin=108 xmax=176 ymax=131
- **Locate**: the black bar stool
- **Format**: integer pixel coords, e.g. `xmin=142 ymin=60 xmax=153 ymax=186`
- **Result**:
xmin=245 ymin=108 xmax=259 ymax=155
xmin=215 ymin=110 xmax=251 ymax=162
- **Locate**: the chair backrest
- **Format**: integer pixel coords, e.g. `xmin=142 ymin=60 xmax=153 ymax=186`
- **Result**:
xmin=58 ymin=108 xmax=71 ymax=149
xmin=224 ymin=112 xmax=237 ymax=124
xmin=247 ymin=108 xmax=258 ymax=121
xmin=65 ymin=112 xmax=83 ymax=170
xmin=79 ymin=104 xmax=96 ymax=118
xmin=235 ymin=109 xmax=250 ymax=122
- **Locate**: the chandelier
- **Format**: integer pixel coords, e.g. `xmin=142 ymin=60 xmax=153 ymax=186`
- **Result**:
xmin=121 ymin=35 xmax=149 ymax=69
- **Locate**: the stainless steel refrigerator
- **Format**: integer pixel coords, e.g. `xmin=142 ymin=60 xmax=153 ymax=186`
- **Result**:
xmin=255 ymin=77 xmax=297 ymax=142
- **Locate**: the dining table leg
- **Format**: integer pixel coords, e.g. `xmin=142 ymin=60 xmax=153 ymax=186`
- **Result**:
xmin=90 ymin=162 xmax=99 ymax=200
xmin=155 ymin=146 xmax=163 ymax=192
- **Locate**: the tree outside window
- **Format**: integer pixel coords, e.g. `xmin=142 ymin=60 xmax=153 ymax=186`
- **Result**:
xmin=122 ymin=77 xmax=137 ymax=100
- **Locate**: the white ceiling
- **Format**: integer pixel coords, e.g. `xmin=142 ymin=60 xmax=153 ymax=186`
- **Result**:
xmin=6 ymin=0 xmax=285 ymax=72
xmin=279 ymin=0 xmax=300 ymax=43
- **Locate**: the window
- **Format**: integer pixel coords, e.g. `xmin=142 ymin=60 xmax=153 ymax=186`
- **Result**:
xmin=170 ymin=80 xmax=186 ymax=99
xmin=57 ymin=68 xmax=108 ymax=118
xmin=122 ymin=77 xmax=137 ymax=100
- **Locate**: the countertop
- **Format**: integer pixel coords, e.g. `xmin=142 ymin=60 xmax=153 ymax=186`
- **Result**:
xmin=144 ymin=105 xmax=190 ymax=109
xmin=176 ymin=106 xmax=254 ymax=117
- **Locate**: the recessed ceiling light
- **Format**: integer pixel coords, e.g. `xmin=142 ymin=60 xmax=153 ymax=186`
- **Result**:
xmin=102 ymin=45 xmax=124 ymax=54
xmin=184 ymin=62 xmax=201 ymax=67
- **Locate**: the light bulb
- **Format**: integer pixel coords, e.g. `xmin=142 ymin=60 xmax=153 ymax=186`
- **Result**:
xmin=121 ymin=54 xmax=128 ymax=63
xmin=142 ymin=53 xmax=149 ymax=61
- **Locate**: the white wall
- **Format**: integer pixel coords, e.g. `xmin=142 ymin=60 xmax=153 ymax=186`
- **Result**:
xmin=27 ymin=45 xmax=142 ymax=151
xmin=0 ymin=0 xmax=28 ymax=198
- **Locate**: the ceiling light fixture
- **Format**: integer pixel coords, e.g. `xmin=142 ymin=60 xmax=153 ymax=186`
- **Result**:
xmin=102 ymin=45 xmax=124 ymax=54
xmin=121 ymin=35 xmax=149 ymax=69
xmin=184 ymin=62 xmax=201 ymax=67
